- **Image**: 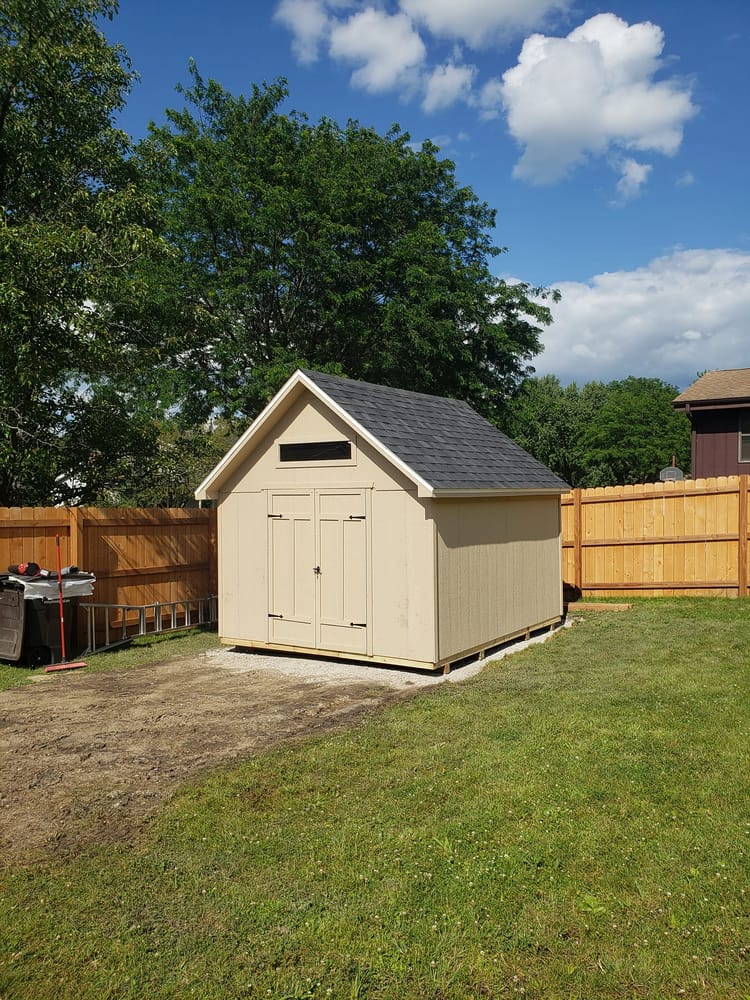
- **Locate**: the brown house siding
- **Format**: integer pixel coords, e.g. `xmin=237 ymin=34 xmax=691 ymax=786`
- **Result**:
xmin=691 ymin=409 xmax=750 ymax=478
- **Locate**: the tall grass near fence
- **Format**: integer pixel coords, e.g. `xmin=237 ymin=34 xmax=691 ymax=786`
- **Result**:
xmin=2 ymin=599 xmax=749 ymax=999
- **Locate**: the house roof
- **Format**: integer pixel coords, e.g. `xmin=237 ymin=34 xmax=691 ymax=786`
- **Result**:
xmin=673 ymin=369 xmax=750 ymax=407
xmin=195 ymin=369 xmax=570 ymax=500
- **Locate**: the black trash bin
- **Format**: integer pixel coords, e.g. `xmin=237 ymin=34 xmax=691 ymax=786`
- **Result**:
xmin=0 ymin=579 xmax=26 ymax=662
xmin=23 ymin=595 xmax=77 ymax=666
xmin=0 ymin=573 xmax=95 ymax=666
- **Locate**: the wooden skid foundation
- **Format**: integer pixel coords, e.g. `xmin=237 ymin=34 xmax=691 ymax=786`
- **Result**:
xmin=221 ymin=616 xmax=563 ymax=675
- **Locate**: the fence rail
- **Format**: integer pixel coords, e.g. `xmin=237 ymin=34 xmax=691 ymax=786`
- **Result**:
xmin=562 ymin=475 xmax=750 ymax=597
xmin=4 ymin=483 xmax=748 ymax=645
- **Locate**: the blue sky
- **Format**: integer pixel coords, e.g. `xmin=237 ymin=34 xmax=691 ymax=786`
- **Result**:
xmin=103 ymin=0 xmax=750 ymax=391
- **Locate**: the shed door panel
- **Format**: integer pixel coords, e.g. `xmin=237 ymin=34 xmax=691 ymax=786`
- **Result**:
xmin=268 ymin=489 xmax=368 ymax=654
xmin=317 ymin=491 xmax=368 ymax=655
xmin=268 ymin=492 xmax=315 ymax=646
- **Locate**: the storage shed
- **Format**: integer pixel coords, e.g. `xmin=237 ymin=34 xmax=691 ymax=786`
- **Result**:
xmin=195 ymin=370 xmax=569 ymax=671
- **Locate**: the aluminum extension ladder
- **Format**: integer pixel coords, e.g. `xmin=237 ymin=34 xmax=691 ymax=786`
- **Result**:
xmin=80 ymin=596 xmax=217 ymax=654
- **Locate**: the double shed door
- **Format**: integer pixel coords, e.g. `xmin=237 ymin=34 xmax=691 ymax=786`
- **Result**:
xmin=267 ymin=488 xmax=369 ymax=655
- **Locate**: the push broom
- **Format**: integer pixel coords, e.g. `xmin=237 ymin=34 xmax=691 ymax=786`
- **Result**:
xmin=43 ymin=534 xmax=87 ymax=673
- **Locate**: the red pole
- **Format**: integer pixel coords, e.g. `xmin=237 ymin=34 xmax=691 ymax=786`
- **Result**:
xmin=44 ymin=535 xmax=86 ymax=672
xmin=55 ymin=534 xmax=68 ymax=662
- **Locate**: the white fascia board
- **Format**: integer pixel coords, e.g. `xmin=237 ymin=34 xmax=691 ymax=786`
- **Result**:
xmin=194 ymin=372 xmax=308 ymax=500
xmin=296 ymin=371 xmax=435 ymax=497
xmin=194 ymin=369 xmax=436 ymax=500
xmin=430 ymin=487 xmax=568 ymax=499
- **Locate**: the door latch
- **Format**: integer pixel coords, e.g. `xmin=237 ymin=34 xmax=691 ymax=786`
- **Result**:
xmin=313 ymin=565 xmax=321 ymax=575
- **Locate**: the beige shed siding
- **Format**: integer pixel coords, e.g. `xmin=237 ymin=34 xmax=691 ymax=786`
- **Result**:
xmin=435 ymin=496 xmax=562 ymax=662
xmin=370 ymin=490 xmax=436 ymax=664
xmin=215 ymin=392 xmax=436 ymax=661
xmin=216 ymin=489 xmax=268 ymax=642
xmin=226 ymin=392 xmax=416 ymax=495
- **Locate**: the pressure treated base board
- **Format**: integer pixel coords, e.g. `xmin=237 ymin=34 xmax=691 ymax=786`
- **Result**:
xmin=221 ymin=616 xmax=564 ymax=674
xmin=566 ymin=602 xmax=633 ymax=612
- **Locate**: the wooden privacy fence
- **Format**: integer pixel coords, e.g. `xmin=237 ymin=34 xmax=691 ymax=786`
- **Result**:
xmin=0 ymin=505 xmax=217 ymax=617
xmin=562 ymin=476 xmax=750 ymax=597
xmin=4 ymin=481 xmax=747 ymax=641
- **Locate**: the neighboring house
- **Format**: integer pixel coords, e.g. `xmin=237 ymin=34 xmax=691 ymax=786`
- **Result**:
xmin=196 ymin=369 xmax=569 ymax=672
xmin=673 ymin=369 xmax=750 ymax=478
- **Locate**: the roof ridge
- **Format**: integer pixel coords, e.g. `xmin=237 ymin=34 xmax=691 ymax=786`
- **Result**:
xmin=301 ymin=369 xmax=474 ymax=407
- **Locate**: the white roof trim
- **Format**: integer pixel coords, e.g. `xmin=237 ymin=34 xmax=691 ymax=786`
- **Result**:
xmin=195 ymin=370 xmax=435 ymax=500
xmin=431 ymin=487 xmax=568 ymax=499
xmin=297 ymin=372 xmax=435 ymax=497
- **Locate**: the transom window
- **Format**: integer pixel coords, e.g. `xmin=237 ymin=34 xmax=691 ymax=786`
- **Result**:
xmin=279 ymin=440 xmax=352 ymax=462
xmin=740 ymin=415 xmax=750 ymax=463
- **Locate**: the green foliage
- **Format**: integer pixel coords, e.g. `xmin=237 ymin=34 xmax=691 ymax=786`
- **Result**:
xmin=505 ymin=375 xmax=691 ymax=486
xmin=98 ymin=417 xmax=237 ymax=507
xmin=0 ymin=3 xmax=694 ymax=505
xmin=0 ymin=0 xmax=169 ymax=506
xmin=138 ymin=67 xmax=556 ymax=427
xmin=579 ymin=376 xmax=692 ymax=485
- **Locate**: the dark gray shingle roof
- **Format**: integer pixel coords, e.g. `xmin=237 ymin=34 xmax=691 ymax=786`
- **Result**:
xmin=302 ymin=370 xmax=569 ymax=492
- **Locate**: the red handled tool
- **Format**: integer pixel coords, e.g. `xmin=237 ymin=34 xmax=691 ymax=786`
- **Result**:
xmin=43 ymin=535 xmax=86 ymax=673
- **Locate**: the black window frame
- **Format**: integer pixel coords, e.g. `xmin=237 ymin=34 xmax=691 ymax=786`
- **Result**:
xmin=279 ymin=440 xmax=352 ymax=463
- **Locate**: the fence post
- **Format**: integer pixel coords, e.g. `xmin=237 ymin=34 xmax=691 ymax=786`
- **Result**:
xmin=573 ymin=489 xmax=583 ymax=593
xmin=739 ymin=476 xmax=748 ymax=597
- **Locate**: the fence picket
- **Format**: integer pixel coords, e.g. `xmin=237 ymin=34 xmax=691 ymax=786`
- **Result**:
xmin=561 ymin=475 xmax=749 ymax=597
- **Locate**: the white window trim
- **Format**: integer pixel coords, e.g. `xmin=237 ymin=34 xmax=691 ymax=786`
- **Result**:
xmin=738 ymin=413 xmax=750 ymax=464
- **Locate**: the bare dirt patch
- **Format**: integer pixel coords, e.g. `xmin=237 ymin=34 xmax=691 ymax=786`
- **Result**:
xmin=0 ymin=648 xmax=447 ymax=864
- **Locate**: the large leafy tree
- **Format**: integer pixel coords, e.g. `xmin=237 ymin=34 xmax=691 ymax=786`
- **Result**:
xmin=579 ymin=376 xmax=691 ymax=485
xmin=138 ymin=69 xmax=557 ymax=428
xmin=0 ymin=0 xmax=169 ymax=506
xmin=505 ymin=375 xmax=691 ymax=487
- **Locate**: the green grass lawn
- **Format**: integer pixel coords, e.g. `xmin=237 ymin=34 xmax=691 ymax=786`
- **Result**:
xmin=2 ymin=600 xmax=750 ymax=999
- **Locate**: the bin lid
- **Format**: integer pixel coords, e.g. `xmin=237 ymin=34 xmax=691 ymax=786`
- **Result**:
xmin=2 ymin=573 xmax=96 ymax=600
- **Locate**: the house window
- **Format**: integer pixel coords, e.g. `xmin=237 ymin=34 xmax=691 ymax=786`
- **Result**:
xmin=279 ymin=440 xmax=352 ymax=462
xmin=740 ymin=415 xmax=750 ymax=463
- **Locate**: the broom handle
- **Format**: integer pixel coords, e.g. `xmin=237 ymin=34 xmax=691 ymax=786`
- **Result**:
xmin=56 ymin=534 xmax=68 ymax=662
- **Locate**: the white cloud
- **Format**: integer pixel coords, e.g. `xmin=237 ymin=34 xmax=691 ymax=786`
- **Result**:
xmin=500 ymin=13 xmax=698 ymax=186
xmin=677 ymin=170 xmax=695 ymax=186
xmin=422 ymin=62 xmax=477 ymax=112
xmin=275 ymin=0 xmax=576 ymax=111
xmin=476 ymin=77 xmax=505 ymax=119
xmin=400 ymin=0 xmax=570 ymax=47
xmin=274 ymin=0 xmax=331 ymax=64
xmin=614 ymin=158 xmax=652 ymax=201
xmin=329 ymin=8 xmax=426 ymax=92
xmin=535 ymin=249 xmax=750 ymax=389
